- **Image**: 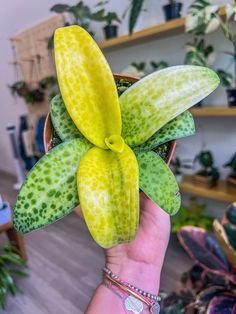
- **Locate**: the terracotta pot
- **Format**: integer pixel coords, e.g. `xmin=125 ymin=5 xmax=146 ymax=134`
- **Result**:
xmin=44 ymin=74 xmax=176 ymax=165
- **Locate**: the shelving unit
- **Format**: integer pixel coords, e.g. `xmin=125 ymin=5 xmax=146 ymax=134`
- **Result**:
xmin=191 ymin=107 xmax=236 ymax=117
xmin=179 ymin=176 xmax=236 ymax=203
xmin=99 ymin=7 xmax=225 ymax=52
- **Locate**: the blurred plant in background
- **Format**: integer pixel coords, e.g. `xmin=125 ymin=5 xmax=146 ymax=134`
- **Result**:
xmin=49 ymin=1 xmax=99 ymax=48
xmin=0 ymin=245 xmax=27 ymax=309
xmin=92 ymin=1 xmax=121 ymax=39
xmin=171 ymin=198 xmax=213 ymax=233
xmin=121 ymin=60 xmax=169 ymax=78
xmin=184 ymin=38 xmax=214 ymax=67
xmin=161 ymin=203 xmax=236 ymax=313
xmin=9 ymin=76 xmax=58 ymax=105
xmin=186 ymin=0 xmax=236 ymax=105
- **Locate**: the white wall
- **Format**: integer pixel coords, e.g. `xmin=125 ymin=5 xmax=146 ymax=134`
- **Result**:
xmin=0 ymin=1 xmax=235 ymax=211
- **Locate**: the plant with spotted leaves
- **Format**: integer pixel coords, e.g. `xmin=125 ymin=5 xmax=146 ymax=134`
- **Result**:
xmin=14 ymin=26 xmax=219 ymax=249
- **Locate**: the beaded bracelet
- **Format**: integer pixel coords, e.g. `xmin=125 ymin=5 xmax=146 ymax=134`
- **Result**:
xmin=103 ymin=267 xmax=161 ymax=314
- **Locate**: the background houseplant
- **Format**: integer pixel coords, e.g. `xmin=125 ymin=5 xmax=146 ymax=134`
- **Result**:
xmin=49 ymin=1 xmax=96 ymax=48
xmin=224 ymin=153 xmax=236 ymax=189
xmin=126 ymin=0 xmax=183 ymax=34
xmin=9 ymin=76 xmax=58 ymax=105
xmin=93 ymin=1 xmax=121 ymax=39
xmin=162 ymin=0 xmax=183 ymax=21
xmin=161 ymin=203 xmax=236 ymax=313
xmin=171 ymin=199 xmax=213 ymax=233
xmin=0 ymin=245 xmax=27 ymax=309
xmin=193 ymin=150 xmax=220 ymax=188
xmin=186 ymin=0 xmax=236 ymax=106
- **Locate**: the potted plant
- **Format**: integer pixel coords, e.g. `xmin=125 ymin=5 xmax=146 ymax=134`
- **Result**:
xmin=150 ymin=60 xmax=169 ymax=72
xmin=49 ymin=1 xmax=95 ymax=48
xmin=193 ymin=150 xmax=220 ymax=188
xmin=186 ymin=0 xmax=236 ymax=106
xmin=9 ymin=76 xmax=58 ymax=105
xmin=9 ymin=81 xmax=44 ymax=104
xmin=184 ymin=38 xmax=215 ymax=107
xmin=121 ymin=62 xmax=147 ymax=78
xmin=162 ymin=0 xmax=183 ymax=22
xmin=92 ymin=2 xmax=121 ymax=39
xmin=126 ymin=0 xmax=183 ymax=34
xmin=224 ymin=153 xmax=236 ymax=190
xmin=0 ymin=245 xmax=27 ymax=309
xmin=171 ymin=199 xmax=213 ymax=233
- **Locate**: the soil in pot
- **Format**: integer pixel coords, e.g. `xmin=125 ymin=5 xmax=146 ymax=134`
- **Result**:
xmin=103 ymin=25 xmax=118 ymax=39
xmin=226 ymin=88 xmax=236 ymax=106
xmin=163 ymin=2 xmax=182 ymax=21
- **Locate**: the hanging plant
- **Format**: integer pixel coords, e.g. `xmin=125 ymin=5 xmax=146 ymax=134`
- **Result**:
xmin=9 ymin=76 xmax=58 ymax=105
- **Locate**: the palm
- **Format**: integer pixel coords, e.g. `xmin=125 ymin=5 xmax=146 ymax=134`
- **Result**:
xmin=106 ymin=193 xmax=171 ymax=268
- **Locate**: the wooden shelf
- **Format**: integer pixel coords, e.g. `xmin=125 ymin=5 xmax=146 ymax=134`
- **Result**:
xmin=99 ymin=7 xmax=225 ymax=52
xmin=190 ymin=107 xmax=236 ymax=117
xmin=179 ymin=176 xmax=236 ymax=203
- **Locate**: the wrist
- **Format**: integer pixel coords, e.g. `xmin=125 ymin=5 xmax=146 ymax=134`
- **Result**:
xmin=105 ymin=259 xmax=161 ymax=294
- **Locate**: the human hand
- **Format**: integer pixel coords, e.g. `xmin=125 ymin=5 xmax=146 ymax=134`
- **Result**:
xmin=86 ymin=193 xmax=170 ymax=313
xmin=105 ymin=192 xmax=171 ymax=294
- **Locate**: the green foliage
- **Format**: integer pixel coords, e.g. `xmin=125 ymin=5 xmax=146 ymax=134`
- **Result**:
xmin=186 ymin=0 xmax=236 ymax=87
xmin=128 ymin=0 xmax=145 ymax=34
xmin=9 ymin=76 xmax=58 ymax=104
xmin=184 ymin=38 xmax=214 ymax=67
xmin=51 ymin=1 xmax=91 ymax=28
xmin=217 ymin=70 xmax=233 ymax=88
xmin=131 ymin=61 xmax=146 ymax=72
xmin=195 ymin=150 xmax=220 ymax=180
xmin=224 ymin=153 xmax=236 ymax=177
xmin=39 ymin=76 xmax=57 ymax=89
xmin=0 ymin=245 xmax=27 ymax=309
xmin=150 ymin=61 xmax=169 ymax=71
xmin=92 ymin=6 xmax=121 ymax=25
xmin=186 ymin=0 xmax=220 ymax=35
xmin=171 ymin=201 xmax=212 ymax=232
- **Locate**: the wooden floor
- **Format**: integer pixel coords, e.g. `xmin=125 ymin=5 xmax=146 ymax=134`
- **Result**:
xmin=0 ymin=171 xmax=193 ymax=314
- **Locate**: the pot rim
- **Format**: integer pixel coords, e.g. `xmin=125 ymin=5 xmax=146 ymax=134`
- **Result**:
xmin=43 ymin=73 xmax=176 ymax=165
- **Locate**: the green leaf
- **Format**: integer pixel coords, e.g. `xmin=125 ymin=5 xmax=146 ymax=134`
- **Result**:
xmin=50 ymin=94 xmax=87 ymax=142
xmin=10 ymin=269 xmax=28 ymax=277
xmin=129 ymin=0 xmax=145 ymax=34
xmin=137 ymin=151 xmax=181 ymax=215
xmin=14 ymin=139 xmax=92 ymax=233
xmin=0 ymin=269 xmax=16 ymax=296
xmin=135 ymin=111 xmax=195 ymax=152
xmin=120 ymin=65 xmax=220 ymax=147
xmin=0 ymin=287 xmax=6 ymax=309
xmin=77 ymin=145 xmax=139 ymax=248
xmin=50 ymin=4 xmax=70 ymax=13
xmin=1 ymin=252 xmax=26 ymax=266
xmin=217 ymin=69 xmax=233 ymax=87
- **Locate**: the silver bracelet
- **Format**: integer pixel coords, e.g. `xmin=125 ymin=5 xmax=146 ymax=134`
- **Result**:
xmin=103 ymin=267 xmax=161 ymax=302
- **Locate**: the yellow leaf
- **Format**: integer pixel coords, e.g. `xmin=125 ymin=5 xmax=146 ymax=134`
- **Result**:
xmin=77 ymin=145 xmax=139 ymax=248
xmin=54 ymin=26 xmax=121 ymax=149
